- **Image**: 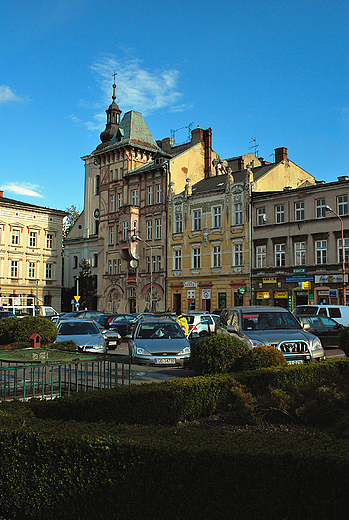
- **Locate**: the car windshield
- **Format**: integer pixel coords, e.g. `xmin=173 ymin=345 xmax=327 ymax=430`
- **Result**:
xmin=137 ymin=322 xmax=185 ymax=339
xmin=242 ymin=311 xmax=301 ymax=331
xmin=294 ymin=306 xmax=319 ymax=315
xmin=58 ymin=322 xmax=99 ymax=335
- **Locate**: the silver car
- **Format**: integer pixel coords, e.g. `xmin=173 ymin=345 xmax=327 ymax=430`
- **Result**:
xmin=55 ymin=319 xmax=107 ymax=354
xmin=216 ymin=306 xmax=325 ymax=364
xmin=127 ymin=318 xmax=191 ymax=367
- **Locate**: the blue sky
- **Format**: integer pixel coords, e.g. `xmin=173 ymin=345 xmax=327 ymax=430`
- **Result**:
xmin=0 ymin=0 xmax=348 ymax=212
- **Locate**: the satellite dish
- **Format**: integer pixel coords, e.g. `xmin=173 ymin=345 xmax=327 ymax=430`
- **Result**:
xmin=130 ymin=259 xmax=138 ymax=268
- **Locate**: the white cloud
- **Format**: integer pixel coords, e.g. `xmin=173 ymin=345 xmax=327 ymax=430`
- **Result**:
xmin=80 ymin=54 xmax=189 ymax=131
xmin=0 ymin=183 xmax=43 ymax=198
xmin=0 ymin=85 xmax=22 ymax=103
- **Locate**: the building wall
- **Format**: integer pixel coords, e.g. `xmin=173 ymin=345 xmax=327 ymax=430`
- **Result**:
xmin=0 ymin=196 xmax=65 ymax=311
xmin=251 ymin=177 xmax=349 ymax=308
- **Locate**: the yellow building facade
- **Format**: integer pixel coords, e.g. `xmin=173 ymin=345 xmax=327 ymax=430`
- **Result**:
xmin=0 ymin=192 xmax=65 ymax=311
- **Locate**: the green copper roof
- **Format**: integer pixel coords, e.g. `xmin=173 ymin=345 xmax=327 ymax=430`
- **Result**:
xmin=106 ymin=111 xmax=161 ymax=152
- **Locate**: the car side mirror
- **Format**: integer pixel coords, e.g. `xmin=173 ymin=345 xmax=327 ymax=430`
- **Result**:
xmin=227 ymin=324 xmax=237 ymax=333
xmin=302 ymin=323 xmax=310 ymax=330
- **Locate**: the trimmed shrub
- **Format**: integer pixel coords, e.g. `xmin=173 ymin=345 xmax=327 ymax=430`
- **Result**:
xmin=239 ymin=345 xmax=287 ymax=371
xmin=0 ymin=316 xmax=57 ymax=346
xmin=191 ymin=335 xmax=249 ymax=375
xmin=339 ymin=327 xmax=349 ymax=357
xmin=51 ymin=340 xmax=78 ymax=351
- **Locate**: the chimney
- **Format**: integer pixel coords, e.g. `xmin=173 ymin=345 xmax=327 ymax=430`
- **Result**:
xmin=238 ymin=157 xmax=244 ymax=170
xmin=203 ymin=128 xmax=212 ymax=179
xmin=274 ymin=147 xmax=288 ymax=163
xmin=0 ymin=191 xmax=3 ymax=197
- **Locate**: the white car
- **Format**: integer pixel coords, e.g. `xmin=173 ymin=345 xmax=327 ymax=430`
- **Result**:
xmin=183 ymin=313 xmax=220 ymax=334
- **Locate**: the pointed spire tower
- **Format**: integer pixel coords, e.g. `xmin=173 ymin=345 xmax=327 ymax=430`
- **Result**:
xmin=99 ymin=75 xmax=122 ymax=146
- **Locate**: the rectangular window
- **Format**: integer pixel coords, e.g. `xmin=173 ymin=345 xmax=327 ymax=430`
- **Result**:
xmin=175 ymin=213 xmax=183 ymax=233
xmin=46 ymin=263 xmax=53 ymax=279
xmin=315 ymin=240 xmax=327 ymax=264
xmin=212 ymin=245 xmax=221 ymax=267
xmin=155 ymin=218 xmax=161 ymax=239
xmin=95 ymin=175 xmax=100 ymax=195
xmin=337 ymin=238 xmax=349 ymax=264
xmin=118 ymin=193 xmax=123 ymax=209
xmin=109 ymin=226 xmax=114 ymax=245
xmin=192 ymin=247 xmax=201 ymax=269
xmin=193 ymin=209 xmax=201 ymax=231
xmin=110 ymin=194 xmax=115 ymax=213
xmin=118 ymin=259 xmax=121 ymax=274
xmin=147 ymin=186 xmax=153 ymax=205
xmin=28 ymin=262 xmax=36 ymax=278
xmin=315 ymin=199 xmax=326 ymax=219
xmin=122 ymin=221 xmax=128 ymax=241
xmin=233 ymin=243 xmax=243 ymax=266
xmin=29 ymin=231 xmax=37 ymax=247
xmin=213 ymin=206 xmax=222 ymax=228
xmin=275 ymin=204 xmax=285 ymax=224
xmin=113 ymin=259 xmax=117 ymax=274
xmin=174 ymin=250 xmax=182 ymax=270
xmin=108 ymin=260 xmax=112 ymax=274
xmin=337 ymin=195 xmax=348 ymax=216
xmin=120 ymin=167 xmax=123 ymax=178
xmin=11 ymin=260 xmax=18 ymax=278
xmin=46 ymin=233 xmax=53 ymax=249
xmin=157 ymin=256 xmax=161 ymax=271
xmin=294 ymin=242 xmax=306 ymax=265
xmin=257 ymin=207 xmax=266 ymax=226
xmin=131 ymin=190 xmax=138 ymax=206
xmin=146 ymin=220 xmax=152 ymax=241
xmin=114 ymin=168 xmax=118 ymax=181
xmin=152 ymin=256 xmax=156 ymax=274
xmin=156 ymin=184 xmax=162 ymax=203
xmin=146 ymin=256 xmax=150 ymax=273
xmin=234 ymin=203 xmax=243 ymax=225
xmin=275 ymin=244 xmax=286 ymax=267
xmin=295 ymin=201 xmax=305 ymax=221
xmin=256 ymin=245 xmax=266 ymax=268
xmin=12 ymin=229 xmax=20 ymax=245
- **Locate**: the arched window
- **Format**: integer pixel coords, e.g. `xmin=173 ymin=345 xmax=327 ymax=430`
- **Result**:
xmin=73 ymin=255 xmax=78 ymax=269
xmin=92 ymin=254 xmax=98 ymax=268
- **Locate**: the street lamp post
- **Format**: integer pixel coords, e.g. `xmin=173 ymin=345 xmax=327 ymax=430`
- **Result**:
xmin=325 ymin=205 xmax=347 ymax=306
xmin=132 ymin=232 xmax=153 ymax=311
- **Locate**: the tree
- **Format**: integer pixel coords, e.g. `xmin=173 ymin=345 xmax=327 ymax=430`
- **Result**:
xmin=78 ymin=259 xmax=97 ymax=309
xmin=63 ymin=205 xmax=80 ymax=237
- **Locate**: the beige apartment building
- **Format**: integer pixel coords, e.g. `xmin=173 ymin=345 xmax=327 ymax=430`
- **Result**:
xmin=251 ymin=176 xmax=349 ymax=308
xmin=0 ymin=192 xmax=65 ymax=311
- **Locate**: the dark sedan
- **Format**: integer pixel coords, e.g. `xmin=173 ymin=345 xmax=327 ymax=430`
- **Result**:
xmin=297 ymin=315 xmax=344 ymax=349
xmin=105 ymin=314 xmax=137 ymax=337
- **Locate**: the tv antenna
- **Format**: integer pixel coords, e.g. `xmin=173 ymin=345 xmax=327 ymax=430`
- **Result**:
xmin=249 ymin=137 xmax=259 ymax=158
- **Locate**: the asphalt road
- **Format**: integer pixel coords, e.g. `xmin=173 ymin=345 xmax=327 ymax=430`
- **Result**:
xmin=110 ymin=340 xmax=346 ymax=385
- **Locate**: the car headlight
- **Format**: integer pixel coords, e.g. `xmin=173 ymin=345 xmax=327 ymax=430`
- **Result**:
xmin=178 ymin=346 xmax=191 ymax=356
xmin=249 ymin=340 xmax=265 ymax=348
xmin=310 ymin=337 xmax=323 ymax=351
xmin=95 ymin=344 xmax=105 ymax=350
xmin=136 ymin=346 xmax=151 ymax=355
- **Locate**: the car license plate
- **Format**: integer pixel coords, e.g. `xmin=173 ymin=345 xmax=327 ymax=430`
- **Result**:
xmin=287 ymin=360 xmax=304 ymax=365
xmin=155 ymin=358 xmax=176 ymax=364
xmin=108 ymin=341 xmax=117 ymax=345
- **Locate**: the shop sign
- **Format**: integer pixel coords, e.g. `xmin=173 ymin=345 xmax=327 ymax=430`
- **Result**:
xmin=315 ymin=275 xmax=344 ymax=283
xmin=329 ymin=289 xmax=338 ymax=298
xmin=302 ymin=281 xmax=311 ymax=289
xmin=184 ymin=281 xmax=197 ymax=288
xmin=126 ymin=277 xmax=137 ymax=284
xmin=286 ymin=275 xmax=313 ymax=283
xmin=318 ymin=290 xmax=329 ymax=296
xmin=293 ymin=267 xmax=306 ymax=275
xmin=274 ymin=291 xmax=288 ymax=299
xmin=238 ymin=287 xmax=246 ymax=294
xmin=256 ymin=292 xmax=270 ymax=299
xmin=187 ymin=289 xmax=196 ymax=299
xmin=263 ymin=277 xmax=277 ymax=283
xmin=202 ymin=289 xmax=211 ymax=299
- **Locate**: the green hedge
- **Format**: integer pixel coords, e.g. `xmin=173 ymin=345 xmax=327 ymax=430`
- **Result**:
xmin=0 ymin=316 xmax=57 ymax=347
xmin=191 ymin=335 xmax=249 ymax=374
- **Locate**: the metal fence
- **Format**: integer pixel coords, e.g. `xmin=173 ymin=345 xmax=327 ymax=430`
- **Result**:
xmin=0 ymin=355 xmax=131 ymax=402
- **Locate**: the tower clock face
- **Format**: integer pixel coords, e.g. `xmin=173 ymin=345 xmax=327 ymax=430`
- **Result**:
xmin=130 ymin=259 xmax=138 ymax=268
xmin=94 ymin=208 xmax=100 ymax=219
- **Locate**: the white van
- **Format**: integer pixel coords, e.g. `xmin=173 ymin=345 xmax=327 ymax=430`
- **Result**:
xmin=293 ymin=305 xmax=349 ymax=327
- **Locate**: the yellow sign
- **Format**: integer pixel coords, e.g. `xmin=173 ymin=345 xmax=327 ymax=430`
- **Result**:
xmin=256 ymin=292 xmax=270 ymax=299
xmin=302 ymin=282 xmax=311 ymax=289
xmin=263 ymin=277 xmax=277 ymax=284
xmin=74 ymin=295 xmax=81 ymax=302
xmin=274 ymin=291 xmax=288 ymax=299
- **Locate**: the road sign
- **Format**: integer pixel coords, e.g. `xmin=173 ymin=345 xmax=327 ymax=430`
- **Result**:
xmin=75 ymin=302 xmax=80 ymax=308
xmin=74 ymin=295 xmax=81 ymax=302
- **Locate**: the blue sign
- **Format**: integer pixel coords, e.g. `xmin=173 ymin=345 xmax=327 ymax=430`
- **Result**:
xmin=71 ymin=299 xmax=75 ymax=305
xmin=75 ymin=302 xmax=80 ymax=308
xmin=286 ymin=275 xmax=314 ymax=283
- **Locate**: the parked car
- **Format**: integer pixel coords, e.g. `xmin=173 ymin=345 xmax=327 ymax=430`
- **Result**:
xmin=127 ymin=317 xmax=191 ymax=367
xmin=215 ymin=306 xmax=325 ymax=364
xmin=183 ymin=313 xmax=219 ymax=333
xmin=95 ymin=323 xmax=122 ymax=350
xmin=55 ymin=319 xmax=107 ymax=354
xmin=293 ymin=305 xmax=349 ymax=327
xmin=59 ymin=310 xmax=106 ymax=321
xmin=297 ymin=315 xmax=344 ymax=349
xmin=0 ymin=310 xmax=16 ymax=318
xmin=107 ymin=314 xmax=138 ymax=337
